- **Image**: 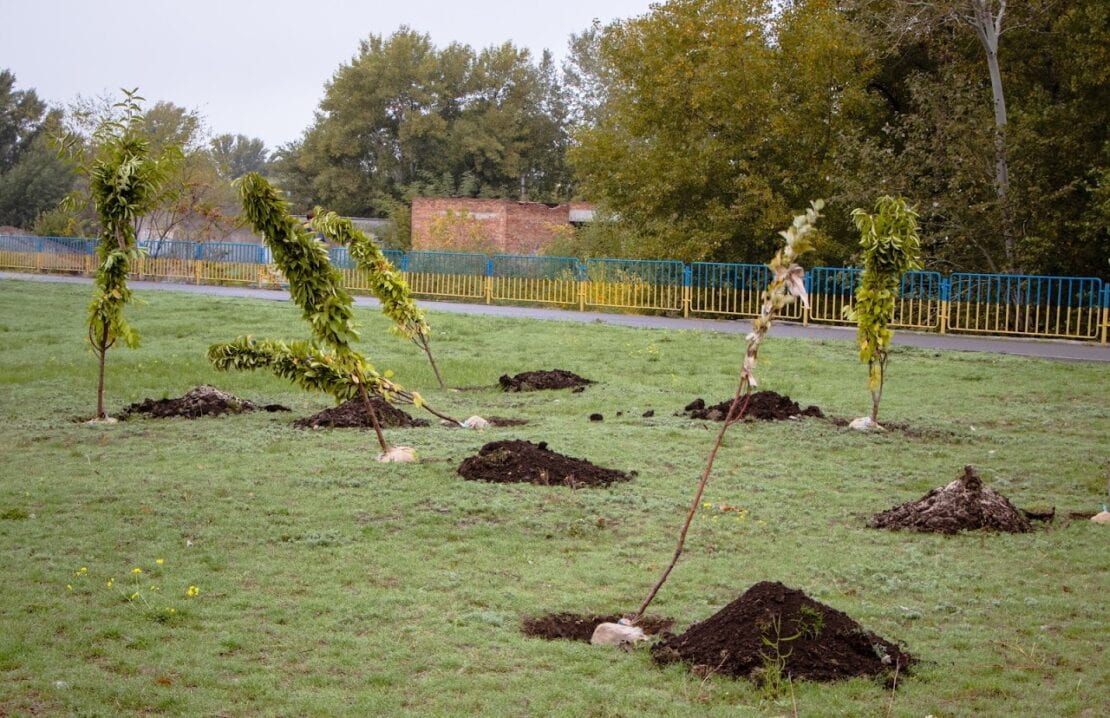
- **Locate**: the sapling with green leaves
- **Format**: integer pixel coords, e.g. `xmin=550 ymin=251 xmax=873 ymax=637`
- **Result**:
xmin=59 ymin=90 xmax=180 ymax=419
xmin=844 ymin=196 xmax=922 ymax=429
xmin=312 ymin=210 xmax=446 ymax=389
xmin=207 ymin=173 xmax=457 ymax=459
xmin=631 ymin=200 xmax=823 ymax=622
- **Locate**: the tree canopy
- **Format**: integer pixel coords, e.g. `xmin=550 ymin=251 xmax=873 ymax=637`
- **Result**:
xmin=276 ymin=27 xmax=572 ymax=228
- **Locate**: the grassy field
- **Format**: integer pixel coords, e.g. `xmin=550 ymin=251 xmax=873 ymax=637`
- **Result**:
xmin=0 ymin=278 xmax=1107 ymax=717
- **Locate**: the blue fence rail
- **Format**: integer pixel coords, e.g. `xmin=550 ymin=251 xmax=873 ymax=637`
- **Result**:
xmin=1 ymin=235 xmax=1106 ymax=342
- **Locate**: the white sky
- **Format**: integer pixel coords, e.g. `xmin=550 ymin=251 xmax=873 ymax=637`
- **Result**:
xmin=1 ymin=0 xmax=653 ymax=150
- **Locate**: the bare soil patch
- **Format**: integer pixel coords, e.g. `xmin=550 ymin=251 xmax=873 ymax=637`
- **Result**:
xmin=652 ymin=581 xmax=912 ymax=682
xmin=868 ymin=465 xmax=1031 ymax=534
xmin=522 ymin=613 xmax=674 ymax=642
xmin=680 ymin=391 xmax=823 ymax=421
xmin=499 ymin=369 xmax=593 ymax=392
xmin=294 ymin=396 xmax=429 ymax=429
xmin=457 ymin=440 xmax=630 ymax=488
xmin=120 ymin=385 xmax=289 ymax=419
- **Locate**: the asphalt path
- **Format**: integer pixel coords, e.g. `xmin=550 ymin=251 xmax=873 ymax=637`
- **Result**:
xmin=4 ymin=271 xmax=1108 ymax=362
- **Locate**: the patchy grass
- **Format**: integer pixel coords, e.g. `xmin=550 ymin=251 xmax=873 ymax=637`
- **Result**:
xmin=0 ymin=278 xmax=1107 ymax=717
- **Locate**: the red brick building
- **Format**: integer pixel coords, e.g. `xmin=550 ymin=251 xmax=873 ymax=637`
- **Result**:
xmin=411 ymin=197 xmax=594 ymax=255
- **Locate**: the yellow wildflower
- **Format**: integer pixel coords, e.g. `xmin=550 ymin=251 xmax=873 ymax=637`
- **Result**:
xmin=155 ymin=559 xmax=164 ymax=566
xmin=107 ymin=578 xmax=114 ymax=588
xmin=131 ymin=567 xmax=142 ymax=575
xmin=186 ymin=585 xmax=200 ymax=598
xmin=66 ymin=584 xmax=73 ymax=591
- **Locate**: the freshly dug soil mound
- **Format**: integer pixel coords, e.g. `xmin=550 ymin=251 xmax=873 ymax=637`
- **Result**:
xmin=294 ymin=396 xmax=429 ymax=429
xmin=868 ymin=465 xmax=1031 ymax=534
xmin=120 ymin=385 xmax=289 ymax=419
xmin=681 ymin=391 xmax=823 ymax=421
xmin=652 ymin=581 xmax=912 ymax=682
xmin=522 ymin=613 xmax=673 ymax=642
xmin=457 ymin=440 xmax=630 ymax=488
xmin=499 ymin=369 xmax=593 ymax=392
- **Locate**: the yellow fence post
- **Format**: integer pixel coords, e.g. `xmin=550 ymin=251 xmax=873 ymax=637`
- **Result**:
xmin=485 ymin=276 xmax=493 ymax=305
xmin=578 ymin=281 xmax=586 ymax=312
xmin=682 ymin=286 xmax=690 ymax=318
xmin=1101 ymin=305 xmax=1108 ymax=345
xmin=940 ymin=300 xmax=949 ymax=334
xmin=194 ymin=260 xmax=202 ymax=285
xmin=35 ymin=252 xmax=43 ymax=272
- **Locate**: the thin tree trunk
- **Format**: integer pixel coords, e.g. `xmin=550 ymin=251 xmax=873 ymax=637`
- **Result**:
xmin=416 ymin=334 xmax=446 ymax=390
xmin=95 ymin=325 xmax=108 ymax=420
xmin=970 ymin=0 xmax=1015 ymax=271
xmin=356 ymin=381 xmax=390 ymax=453
xmin=633 ymin=384 xmax=753 ymax=622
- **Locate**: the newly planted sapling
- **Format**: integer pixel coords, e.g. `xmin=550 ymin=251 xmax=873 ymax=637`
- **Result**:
xmin=844 ymin=196 xmax=922 ymax=429
xmin=59 ymin=90 xmax=180 ymax=419
xmin=312 ymin=210 xmax=446 ymax=388
xmin=631 ymin=201 xmax=822 ymax=621
xmin=208 ymin=174 xmax=456 ymax=460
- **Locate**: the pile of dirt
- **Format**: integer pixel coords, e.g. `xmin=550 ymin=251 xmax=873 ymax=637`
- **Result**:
xmin=294 ymin=396 xmax=429 ymax=429
xmin=120 ymin=385 xmax=289 ymax=419
xmin=522 ymin=613 xmax=674 ymax=642
xmin=681 ymin=391 xmax=824 ymax=421
xmin=868 ymin=465 xmax=1031 ymax=534
xmin=457 ymin=440 xmax=630 ymax=488
xmin=499 ymin=369 xmax=593 ymax=392
xmin=652 ymin=581 xmax=912 ymax=682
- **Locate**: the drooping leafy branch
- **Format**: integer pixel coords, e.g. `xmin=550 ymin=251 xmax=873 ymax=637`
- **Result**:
xmin=207 ymin=173 xmax=457 ymax=454
xmin=59 ymin=89 xmax=180 ymax=419
xmin=846 ymin=196 xmax=922 ymax=426
xmin=633 ymin=200 xmax=823 ymax=621
xmin=312 ymin=209 xmax=446 ymax=388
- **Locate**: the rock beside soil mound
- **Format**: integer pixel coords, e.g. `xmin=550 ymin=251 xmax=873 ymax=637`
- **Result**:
xmin=868 ymin=465 xmax=1031 ymax=534
xmin=522 ymin=613 xmax=674 ymax=642
xmin=499 ymin=369 xmax=593 ymax=392
xmin=457 ymin=440 xmax=629 ymax=488
xmin=120 ymin=385 xmax=289 ymax=419
xmin=294 ymin=396 xmax=429 ymax=429
xmin=681 ymin=391 xmax=824 ymax=421
xmin=652 ymin=581 xmax=913 ymax=682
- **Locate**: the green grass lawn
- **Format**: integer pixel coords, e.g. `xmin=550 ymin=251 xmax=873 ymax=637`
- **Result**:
xmin=0 ymin=278 xmax=1107 ymax=717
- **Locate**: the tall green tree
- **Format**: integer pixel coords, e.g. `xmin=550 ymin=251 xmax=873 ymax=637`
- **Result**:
xmin=209 ymin=133 xmax=271 ymax=180
xmin=276 ymin=27 xmax=573 ymax=234
xmin=0 ymin=70 xmax=75 ymax=229
xmin=568 ymin=0 xmax=874 ymax=263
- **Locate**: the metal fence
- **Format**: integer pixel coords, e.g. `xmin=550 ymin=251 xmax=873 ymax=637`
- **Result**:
xmin=1 ymin=234 xmax=1106 ymax=343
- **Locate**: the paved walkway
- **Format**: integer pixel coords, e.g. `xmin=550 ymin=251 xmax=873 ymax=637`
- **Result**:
xmin=4 ymin=271 xmax=1108 ymax=362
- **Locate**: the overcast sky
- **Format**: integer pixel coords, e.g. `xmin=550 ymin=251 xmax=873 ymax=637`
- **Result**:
xmin=1 ymin=0 xmax=653 ymax=150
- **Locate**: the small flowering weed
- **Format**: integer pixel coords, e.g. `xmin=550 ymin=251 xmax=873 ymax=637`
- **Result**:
xmin=66 ymin=556 xmax=202 ymax=624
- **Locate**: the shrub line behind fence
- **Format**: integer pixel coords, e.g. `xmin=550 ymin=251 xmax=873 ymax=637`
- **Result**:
xmin=2 ymin=236 xmax=1106 ymax=343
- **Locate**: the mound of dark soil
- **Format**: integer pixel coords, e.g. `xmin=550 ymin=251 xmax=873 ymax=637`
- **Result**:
xmin=681 ymin=391 xmax=824 ymax=421
xmin=868 ymin=465 xmax=1031 ymax=534
xmin=499 ymin=369 xmax=593 ymax=392
xmin=294 ymin=396 xmax=429 ymax=429
xmin=522 ymin=613 xmax=673 ymax=642
xmin=457 ymin=440 xmax=630 ymax=488
xmin=652 ymin=581 xmax=912 ymax=682
xmin=120 ymin=385 xmax=289 ymax=419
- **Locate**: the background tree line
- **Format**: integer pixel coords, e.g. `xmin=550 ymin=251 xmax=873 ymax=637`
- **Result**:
xmin=1 ymin=0 xmax=1106 ymax=277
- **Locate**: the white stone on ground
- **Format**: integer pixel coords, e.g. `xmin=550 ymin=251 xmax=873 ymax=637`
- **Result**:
xmin=377 ymin=446 xmax=417 ymax=463
xmin=590 ymin=622 xmax=648 ymax=646
xmin=462 ymin=416 xmax=490 ymax=430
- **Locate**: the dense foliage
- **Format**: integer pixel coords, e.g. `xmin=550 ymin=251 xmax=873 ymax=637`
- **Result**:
xmin=568 ymin=0 xmax=1107 ymax=276
xmin=275 ymin=28 xmax=572 ymax=237
xmin=0 ymin=70 xmax=75 ymax=229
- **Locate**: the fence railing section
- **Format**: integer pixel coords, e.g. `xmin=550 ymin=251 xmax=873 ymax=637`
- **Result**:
xmin=1 ymin=234 xmax=1105 ymax=343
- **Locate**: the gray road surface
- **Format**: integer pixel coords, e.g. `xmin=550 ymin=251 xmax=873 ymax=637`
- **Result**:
xmin=3 ymin=271 xmax=1108 ymax=362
